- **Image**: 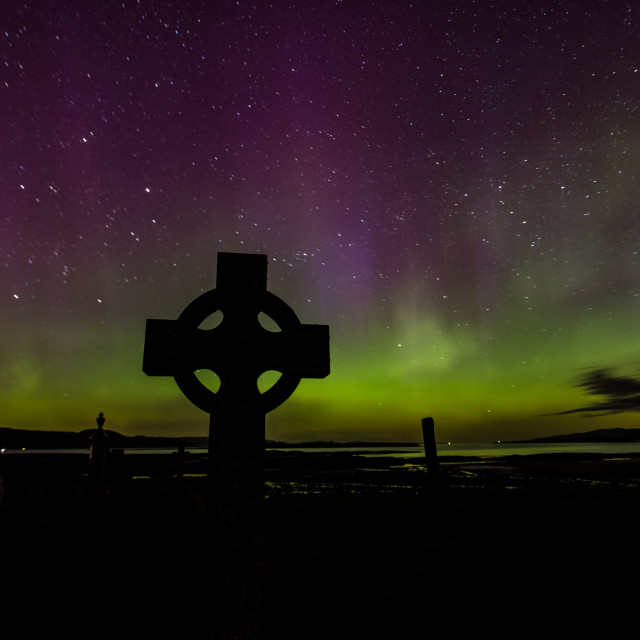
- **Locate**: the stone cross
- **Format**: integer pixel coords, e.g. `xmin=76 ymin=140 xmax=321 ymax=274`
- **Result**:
xmin=143 ymin=252 xmax=330 ymax=639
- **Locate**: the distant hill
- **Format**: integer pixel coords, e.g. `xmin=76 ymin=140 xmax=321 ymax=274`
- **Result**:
xmin=0 ymin=427 xmax=203 ymax=450
xmin=6 ymin=425 xmax=639 ymax=449
xmin=512 ymin=428 xmax=640 ymax=444
xmin=0 ymin=428 xmax=420 ymax=451
xmin=265 ymin=440 xmax=420 ymax=448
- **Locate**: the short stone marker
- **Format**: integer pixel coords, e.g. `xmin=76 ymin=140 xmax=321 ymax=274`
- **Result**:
xmin=422 ymin=416 xmax=439 ymax=475
xmin=143 ymin=252 xmax=330 ymax=639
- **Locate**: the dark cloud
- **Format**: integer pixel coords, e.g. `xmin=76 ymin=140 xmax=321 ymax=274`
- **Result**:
xmin=546 ymin=368 xmax=640 ymax=417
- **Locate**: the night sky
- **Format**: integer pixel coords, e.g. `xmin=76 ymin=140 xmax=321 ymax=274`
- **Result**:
xmin=2 ymin=0 xmax=640 ymax=443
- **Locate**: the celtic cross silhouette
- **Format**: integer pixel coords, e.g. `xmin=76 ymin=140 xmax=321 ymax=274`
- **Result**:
xmin=142 ymin=251 xmax=330 ymax=639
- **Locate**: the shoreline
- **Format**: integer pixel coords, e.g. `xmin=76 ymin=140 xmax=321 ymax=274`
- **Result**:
xmin=3 ymin=448 xmax=640 ymax=496
xmin=2 ymin=450 xmax=640 ymax=638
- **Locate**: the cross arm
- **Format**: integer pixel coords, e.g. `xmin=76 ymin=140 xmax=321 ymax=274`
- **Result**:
xmin=266 ymin=324 xmax=330 ymax=378
xmin=142 ymin=319 xmax=206 ymax=376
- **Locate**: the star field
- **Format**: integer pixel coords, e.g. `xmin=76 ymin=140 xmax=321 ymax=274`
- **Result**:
xmin=2 ymin=0 xmax=640 ymax=442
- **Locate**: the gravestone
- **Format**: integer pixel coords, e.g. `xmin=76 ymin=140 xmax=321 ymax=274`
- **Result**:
xmin=143 ymin=252 xmax=330 ymax=639
xmin=422 ymin=416 xmax=439 ymax=475
xmin=89 ymin=412 xmax=109 ymax=495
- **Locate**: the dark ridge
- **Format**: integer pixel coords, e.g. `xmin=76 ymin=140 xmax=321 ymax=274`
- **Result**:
xmin=266 ymin=440 xmax=420 ymax=448
xmin=0 ymin=427 xmax=189 ymax=449
xmin=510 ymin=427 xmax=640 ymax=444
xmin=0 ymin=429 xmax=419 ymax=450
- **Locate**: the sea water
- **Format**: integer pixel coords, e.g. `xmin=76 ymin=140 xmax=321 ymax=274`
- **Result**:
xmin=3 ymin=442 xmax=640 ymax=457
xmin=268 ymin=442 xmax=640 ymax=458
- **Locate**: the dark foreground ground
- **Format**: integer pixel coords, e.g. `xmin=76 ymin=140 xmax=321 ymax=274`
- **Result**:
xmin=2 ymin=450 xmax=640 ymax=638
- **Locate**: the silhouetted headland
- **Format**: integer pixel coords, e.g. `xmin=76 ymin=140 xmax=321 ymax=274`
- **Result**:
xmin=6 ymin=425 xmax=640 ymax=450
xmin=0 ymin=427 xmax=204 ymax=450
xmin=0 ymin=427 xmax=420 ymax=451
xmin=509 ymin=427 xmax=640 ymax=443
xmin=266 ymin=439 xmax=420 ymax=448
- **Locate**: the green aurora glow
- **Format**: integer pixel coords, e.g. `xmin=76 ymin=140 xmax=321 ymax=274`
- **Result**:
xmin=3 ymin=287 xmax=640 ymax=443
xmin=2 ymin=2 xmax=640 ymax=442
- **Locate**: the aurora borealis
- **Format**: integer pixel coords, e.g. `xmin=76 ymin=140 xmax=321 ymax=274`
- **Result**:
xmin=2 ymin=1 xmax=640 ymax=443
